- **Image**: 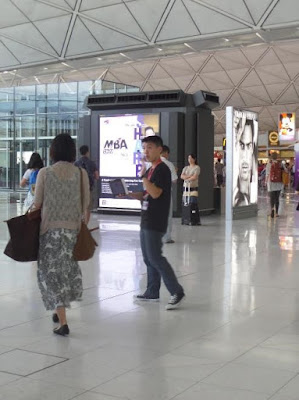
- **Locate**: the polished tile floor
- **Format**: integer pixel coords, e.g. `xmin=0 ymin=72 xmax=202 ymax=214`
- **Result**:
xmin=0 ymin=193 xmax=299 ymax=399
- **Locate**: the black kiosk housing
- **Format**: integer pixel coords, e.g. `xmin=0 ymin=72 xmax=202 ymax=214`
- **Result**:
xmin=79 ymin=90 xmax=219 ymax=217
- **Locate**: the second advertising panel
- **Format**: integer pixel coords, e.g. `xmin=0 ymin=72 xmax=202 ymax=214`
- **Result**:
xmin=233 ymin=109 xmax=258 ymax=208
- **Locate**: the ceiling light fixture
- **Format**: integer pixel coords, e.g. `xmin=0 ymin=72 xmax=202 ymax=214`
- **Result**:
xmin=61 ymin=62 xmax=70 ymax=67
xmin=3 ymin=71 xmax=8 ymax=74
xmin=224 ymin=38 xmax=230 ymax=42
xmin=184 ymin=43 xmax=193 ymax=49
xmin=97 ymin=57 xmax=102 ymax=61
xmin=44 ymin=67 xmax=48 ymax=70
xmin=255 ymin=32 xmax=264 ymax=40
xmin=157 ymin=48 xmax=163 ymax=51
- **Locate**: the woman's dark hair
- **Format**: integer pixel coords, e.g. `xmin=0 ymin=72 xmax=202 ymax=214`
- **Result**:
xmin=50 ymin=134 xmax=76 ymax=163
xmin=188 ymin=153 xmax=197 ymax=164
xmin=27 ymin=152 xmax=44 ymax=169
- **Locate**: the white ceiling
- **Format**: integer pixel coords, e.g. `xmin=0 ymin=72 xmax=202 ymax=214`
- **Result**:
xmin=1 ymin=0 xmax=299 ymax=140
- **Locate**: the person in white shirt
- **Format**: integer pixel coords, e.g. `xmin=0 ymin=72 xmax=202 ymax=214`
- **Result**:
xmin=161 ymin=145 xmax=178 ymax=244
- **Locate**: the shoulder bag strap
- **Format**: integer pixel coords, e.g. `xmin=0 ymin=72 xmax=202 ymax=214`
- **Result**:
xmin=79 ymin=167 xmax=84 ymax=217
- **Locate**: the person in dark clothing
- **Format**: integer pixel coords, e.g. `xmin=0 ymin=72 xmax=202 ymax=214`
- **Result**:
xmin=75 ymin=145 xmax=99 ymax=224
xmin=130 ymin=136 xmax=185 ymax=310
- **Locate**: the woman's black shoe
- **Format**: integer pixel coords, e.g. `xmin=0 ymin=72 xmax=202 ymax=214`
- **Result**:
xmin=52 ymin=313 xmax=59 ymax=323
xmin=53 ymin=324 xmax=69 ymax=336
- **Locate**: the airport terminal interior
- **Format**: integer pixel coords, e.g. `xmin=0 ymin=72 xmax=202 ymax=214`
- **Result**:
xmin=1 ymin=0 xmax=299 ymax=399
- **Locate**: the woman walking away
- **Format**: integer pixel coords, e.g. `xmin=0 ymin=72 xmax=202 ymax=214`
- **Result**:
xmin=34 ymin=134 xmax=90 ymax=336
xmin=20 ymin=153 xmax=44 ymax=209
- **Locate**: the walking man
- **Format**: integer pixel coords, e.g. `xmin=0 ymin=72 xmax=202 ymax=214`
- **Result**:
xmin=131 ymin=136 xmax=185 ymax=310
xmin=75 ymin=145 xmax=99 ymax=224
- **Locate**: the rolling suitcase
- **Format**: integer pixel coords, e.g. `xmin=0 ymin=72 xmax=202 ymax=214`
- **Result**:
xmin=181 ymin=183 xmax=201 ymax=226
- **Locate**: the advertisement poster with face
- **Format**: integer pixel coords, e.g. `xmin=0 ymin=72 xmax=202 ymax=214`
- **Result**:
xmin=99 ymin=114 xmax=159 ymax=209
xmin=233 ymin=110 xmax=258 ymax=208
xmin=279 ymin=113 xmax=295 ymax=142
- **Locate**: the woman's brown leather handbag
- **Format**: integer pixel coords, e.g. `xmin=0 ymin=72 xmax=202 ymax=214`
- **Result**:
xmin=73 ymin=168 xmax=98 ymax=261
xmin=4 ymin=209 xmax=41 ymax=262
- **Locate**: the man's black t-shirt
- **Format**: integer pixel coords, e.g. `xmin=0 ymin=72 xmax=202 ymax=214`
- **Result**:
xmin=141 ymin=161 xmax=171 ymax=233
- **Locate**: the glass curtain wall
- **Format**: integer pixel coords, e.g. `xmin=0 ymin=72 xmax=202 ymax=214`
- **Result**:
xmin=0 ymin=81 xmax=138 ymax=190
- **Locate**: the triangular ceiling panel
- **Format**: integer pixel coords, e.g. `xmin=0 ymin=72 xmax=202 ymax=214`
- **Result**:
xmin=188 ymin=76 xmax=210 ymax=92
xmin=184 ymin=0 xmax=248 ymax=34
xmin=0 ymin=23 xmax=57 ymax=56
xmin=256 ymin=48 xmax=281 ymax=67
xmin=1 ymin=38 xmax=53 ymax=63
xmin=275 ymin=45 xmax=299 ymax=63
xmin=214 ymin=88 xmax=234 ymax=104
xmin=150 ymin=65 xmax=171 ymax=80
xmin=265 ymin=83 xmax=289 ymax=102
xmin=201 ymin=71 xmax=233 ymax=90
xmin=264 ymin=0 xmax=299 ymax=26
xmin=226 ymin=91 xmax=246 ymax=107
xmin=80 ymin=0 xmax=122 ymax=11
xmin=240 ymin=70 xmax=262 ymax=87
xmin=226 ymin=68 xmax=249 ymax=85
xmin=83 ymin=19 xmax=144 ymax=50
xmin=12 ymin=0 xmax=70 ymax=21
xmin=81 ymin=4 xmax=148 ymax=41
xmin=243 ymin=0 xmax=272 ymax=24
xmin=241 ymin=85 xmax=271 ymax=102
xmin=256 ymin=65 xmax=290 ymax=84
xmin=126 ymin=0 xmax=169 ymax=40
xmin=109 ymin=65 xmax=144 ymax=82
xmin=64 ymin=0 xmax=77 ymax=8
xmin=150 ymin=78 xmax=179 ymax=90
xmin=0 ymin=1 xmax=28 ymax=28
xmin=0 ymin=41 xmax=20 ymax=67
xmin=214 ymin=49 xmax=250 ymax=70
xmin=42 ymin=0 xmax=74 ymax=9
xmin=184 ymin=54 xmax=210 ymax=72
xmin=239 ymin=89 xmax=271 ymax=106
xmin=175 ymin=74 xmax=196 ymax=90
xmin=277 ymin=85 xmax=299 ymax=104
xmin=241 ymin=45 xmax=268 ymax=64
xmin=143 ymin=83 xmax=155 ymax=91
xmin=160 ymin=58 xmax=194 ymax=76
xmin=132 ymin=61 xmax=156 ymax=78
xmin=283 ymin=63 xmax=299 ymax=80
xmin=198 ymin=0 xmax=254 ymax=24
xmin=66 ymin=18 xmax=102 ymax=56
xmin=35 ymin=15 xmax=72 ymax=56
xmin=201 ymin=57 xmax=223 ymax=73
xmin=157 ymin=0 xmax=199 ymax=41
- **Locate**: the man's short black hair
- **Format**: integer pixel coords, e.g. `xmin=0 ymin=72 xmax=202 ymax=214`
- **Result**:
xmin=142 ymin=135 xmax=163 ymax=147
xmin=50 ymin=134 xmax=76 ymax=163
xmin=79 ymin=145 xmax=89 ymax=156
xmin=162 ymin=145 xmax=170 ymax=154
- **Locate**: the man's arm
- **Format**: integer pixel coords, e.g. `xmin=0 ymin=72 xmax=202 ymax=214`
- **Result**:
xmin=128 ymin=192 xmax=143 ymax=201
xmin=142 ymin=178 xmax=162 ymax=199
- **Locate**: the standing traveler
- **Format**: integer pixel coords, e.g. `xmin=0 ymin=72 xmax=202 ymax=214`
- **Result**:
xmin=131 ymin=136 xmax=185 ymax=310
xmin=181 ymin=154 xmax=200 ymax=204
xmin=266 ymin=153 xmax=284 ymax=218
xmin=75 ymin=145 xmax=99 ymax=224
xmin=161 ymin=145 xmax=178 ymax=244
xmin=215 ymin=158 xmax=224 ymax=187
xmin=20 ymin=152 xmax=44 ymax=209
xmin=34 ymin=134 xmax=90 ymax=336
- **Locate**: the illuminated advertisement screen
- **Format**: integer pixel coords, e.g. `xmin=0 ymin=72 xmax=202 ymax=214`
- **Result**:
xmin=99 ymin=114 xmax=160 ymax=209
xmin=279 ymin=113 xmax=295 ymax=142
xmin=232 ymin=109 xmax=258 ymax=208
